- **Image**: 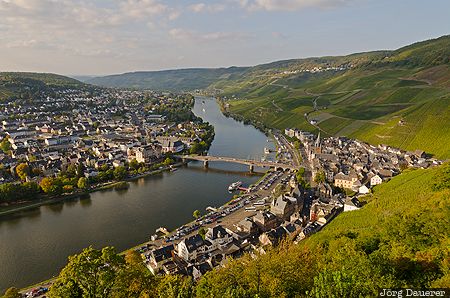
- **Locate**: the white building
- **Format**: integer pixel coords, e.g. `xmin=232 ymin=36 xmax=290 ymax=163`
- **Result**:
xmin=370 ymin=174 xmax=382 ymax=187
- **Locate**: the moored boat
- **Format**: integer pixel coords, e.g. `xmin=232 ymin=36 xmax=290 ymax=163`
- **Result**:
xmin=228 ymin=181 xmax=243 ymax=191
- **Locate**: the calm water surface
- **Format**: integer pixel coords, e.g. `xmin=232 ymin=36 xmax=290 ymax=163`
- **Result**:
xmin=0 ymin=97 xmax=275 ymax=290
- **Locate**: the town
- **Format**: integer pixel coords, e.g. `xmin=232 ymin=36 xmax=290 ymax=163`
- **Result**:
xmin=0 ymin=86 xmax=214 ymax=204
xmin=2 ymin=82 xmax=443 ymax=294
xmin=135 ymin=124 xmax=442 ymax=281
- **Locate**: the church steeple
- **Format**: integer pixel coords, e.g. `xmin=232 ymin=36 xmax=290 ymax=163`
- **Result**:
xmin=315 ymin=132 xmax=321 ymax=148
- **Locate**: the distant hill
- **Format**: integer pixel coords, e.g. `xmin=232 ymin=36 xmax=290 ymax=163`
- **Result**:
xmin=87 ymin=67 xmax=249 ymax=91
xmin=0 ymin=72 xmax=86 ymax=102
xmin=220 ymin=35 xmax=450 ymax=159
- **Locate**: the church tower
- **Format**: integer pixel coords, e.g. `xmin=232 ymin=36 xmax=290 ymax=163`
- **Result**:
xmin=314 ymin=132 xmax=322 ymax=154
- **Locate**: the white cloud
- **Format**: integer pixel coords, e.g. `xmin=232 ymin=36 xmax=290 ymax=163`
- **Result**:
xmin=238 ymin=0 xmax=354 ymax=11
xmin=168 ymin=10 xmax=181 ymax=20
xmin=188 ymin=2 xmax=226 ymax=13
xmin=120 ymin=0 xmax=167 ymax=18
xmin=169 ymin=27 xmax=251 ymax=42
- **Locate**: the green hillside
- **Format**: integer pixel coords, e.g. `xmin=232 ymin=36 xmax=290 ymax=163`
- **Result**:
xmin=87 ymin=67 xmax=249 ymax=91
xmin=195 ymin=163 xmax=450 ymax=297
xmin=0 ymin=72 xmax=85 ymax=102
xmin=222 ymin=36 xmax=450 ymax=159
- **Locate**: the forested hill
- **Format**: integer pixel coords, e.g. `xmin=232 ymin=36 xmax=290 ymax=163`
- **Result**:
xmin=86 ymin=67 xmax=249 ymax=91
xmin=0 ymin=72 xmax=85 ymax=102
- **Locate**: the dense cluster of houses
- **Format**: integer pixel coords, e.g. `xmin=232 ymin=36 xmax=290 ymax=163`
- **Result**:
xmin=279 ymin=63 xmax=353 ymax=75
xmin=142 ymin=179 xmax=310 ymax=279
xmin=285 ymin=128 xmax=442 ymax=197
xmin=0 ymin=88 xmax=206 ymax=183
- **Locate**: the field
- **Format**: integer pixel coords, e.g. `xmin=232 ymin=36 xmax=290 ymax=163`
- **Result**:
xmin=226 ymin=64 xmax=450 ymax=159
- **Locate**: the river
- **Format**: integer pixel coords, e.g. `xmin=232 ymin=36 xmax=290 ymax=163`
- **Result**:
xmin=0 ymin=96 xmax=276 ymax=291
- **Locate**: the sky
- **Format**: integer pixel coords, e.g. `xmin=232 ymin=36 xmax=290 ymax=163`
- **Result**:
xmin=0 ymin=0 xmax=449 ymax=75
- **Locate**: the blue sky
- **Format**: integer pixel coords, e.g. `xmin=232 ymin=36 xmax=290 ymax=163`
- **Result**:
xmin=0 ymin=0 xmax=448 ymax=75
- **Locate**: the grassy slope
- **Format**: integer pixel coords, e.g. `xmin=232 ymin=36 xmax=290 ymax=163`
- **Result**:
xmin=196 ymin=164 xmax=450 ymax=297
xmin=223 ymin=36 xmax=450 ymax=159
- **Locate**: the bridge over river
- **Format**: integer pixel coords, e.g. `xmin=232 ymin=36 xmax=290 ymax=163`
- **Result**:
xmin=177 ymin=155 xmax=298 ymax=172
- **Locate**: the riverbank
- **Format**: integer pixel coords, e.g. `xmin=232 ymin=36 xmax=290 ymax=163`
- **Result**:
xmin=1 ymin=96 xmax=275 ymax=291
xmin=217 ymin=97 xmax=271 ymax=135
xmin=0 ymin=162 xmax=186 ymax=218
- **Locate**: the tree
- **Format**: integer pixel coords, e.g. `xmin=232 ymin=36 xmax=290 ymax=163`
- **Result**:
xmin=198 ymin=227 xmax=206 ymax=240
xmin=193 ymin=209 xmax=201 ymax=220
xmin=296 ymin=167 xmax=305 ymax=181
xmin=189 ymin=142 xmax=201 ymax=154
xmin=156 ymin=274 xmax=193 ymax=298
xmin=2 ymin=287 xmax=21 ymax=298
xmin=39 ymin=177 xmax=62 ymax=195
xmin=0 ymin=137 xmax=11 ymax=153
xmin=48 ymin=246 xmax=125 ymax=298
xmin=129 ymin=159 xmax=139 ymax=171
xmin=273 ymin=183 xmax=289 ymax=197
xmin=314 ymin=170 xmax=326 ymax=185
xmin=66 ymin=164 xmax=77 ymax=178
xmin=162 ymin=157 xmax=174 ymax=166
xmin=76 ymin=163 xmax=85 ymax=178
xmin=308 ymin=269 xmax=372 ymax=298
xmin=16 ymin=163 xmax=30 ymax=181
xmin=63 ymin=185 xmax=74 ymax=193
xmin=77 ymin=177 xmax=89 ymax=190
xmin=113 ymin=166 xmax=127 ymax=180
xmin=112 ymin=250 xmax=157 ymax=298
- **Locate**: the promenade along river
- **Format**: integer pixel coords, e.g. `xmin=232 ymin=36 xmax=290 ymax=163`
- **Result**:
xmin=0 ymin=96 xmax=276 ymax=291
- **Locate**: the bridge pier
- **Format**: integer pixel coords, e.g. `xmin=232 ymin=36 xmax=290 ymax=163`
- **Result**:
xmin=249 ymin=164 xmax=254 ymax=173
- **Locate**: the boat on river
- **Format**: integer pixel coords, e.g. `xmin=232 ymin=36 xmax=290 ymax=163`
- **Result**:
xmin=228 ymin=181 xmax=242 ymax=192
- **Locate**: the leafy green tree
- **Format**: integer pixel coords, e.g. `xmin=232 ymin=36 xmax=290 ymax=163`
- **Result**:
xmin=113 ymin=166 xmax=127 ymax=180
xmin=48 ymin=279 xmax=83 ymax=298
xmin=198 ymin=227 xmax=206 ymax=240
xmin=314 ymin=170 xmax=326 ymax=185
xmin=156 ymin=274 xmax=193 ymax=298
xmin=21 ymin=182 xmax=40 ymax=200
xmin=48 ymin=246 xmax=125 ymax=298
xmin=112 ymin=250 xmax=157 ymax=298
xmin=2 ymin=287 xmax=21 ymax=298
xmin=64 ymin=164 xmax=78 ymax=178
xmin=77 ymin=177 xmax=89 ymax=190
xmin=100 ymin=164 xmax=110 ymax=172
xmin=76 ymin=163 xmax=85 ymax=178
xmin=193 ymin=209 xmax=201 ymax=220
xmin=189 ymin=142 xmax=201 ymax=154
xmin=296 ymin=167 xmax=305 ymax=181
xmin=162 ymin=157 xmax=174 ymax=166
xmin=273 ymin=183 xmax=288 ymax=197
xmin=129 ymin=159 xmax=139 ymax=171
xmin=308 ymin=269 xmax=372 ymax=298
xmin=16 ymin=163 xmax=30 ymax=181
xmin=0 ymin=137 xmax=11 ymax=153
